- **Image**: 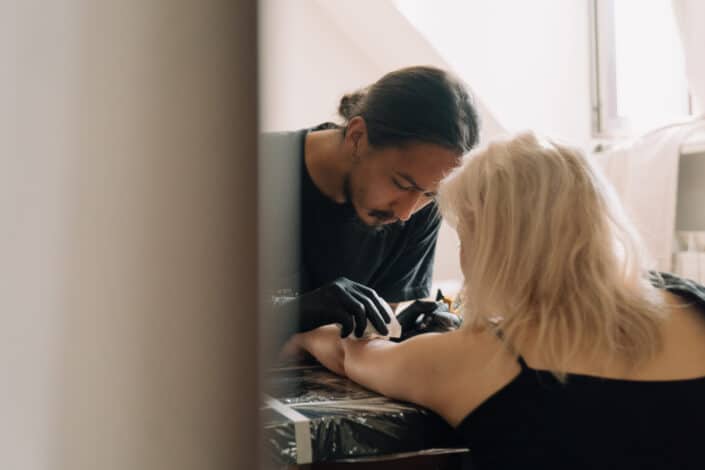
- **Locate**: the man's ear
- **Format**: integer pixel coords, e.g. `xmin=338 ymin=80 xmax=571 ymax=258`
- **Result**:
xmin=344 ymin=116 xmax=368 ymax=155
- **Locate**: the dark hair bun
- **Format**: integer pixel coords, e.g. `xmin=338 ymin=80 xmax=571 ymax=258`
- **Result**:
xmin=338 ymin=91 xmax=365 ymax=120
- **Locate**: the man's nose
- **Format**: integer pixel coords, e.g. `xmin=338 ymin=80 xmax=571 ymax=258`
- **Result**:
xmin=395 ymin=192 xmax=423 ymax=222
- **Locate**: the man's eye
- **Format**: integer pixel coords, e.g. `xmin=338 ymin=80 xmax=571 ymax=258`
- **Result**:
xmin=392 ymin=178 xmax=413 ymax=191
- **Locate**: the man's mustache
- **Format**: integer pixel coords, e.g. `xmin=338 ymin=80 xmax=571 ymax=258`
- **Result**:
xmin=368 ymin=210 xmax=396 ymax=223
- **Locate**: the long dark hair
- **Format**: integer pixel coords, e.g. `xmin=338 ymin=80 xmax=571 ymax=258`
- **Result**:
xmin=338 ymin=66 xmax=480 ymax=154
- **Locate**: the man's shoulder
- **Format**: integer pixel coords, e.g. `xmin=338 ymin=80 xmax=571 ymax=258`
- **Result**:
xmin=406 ymin=202 xmax=442 ymax=231
xmin=259 ymin=129 xmax=308 ymax=188
xmin=260 ymin=128 xmax=307 ymax=153
xmin=417 ymin=200 xmax=441 ymax=220
xmin=260 ymin=123 xmax=337 ymax=147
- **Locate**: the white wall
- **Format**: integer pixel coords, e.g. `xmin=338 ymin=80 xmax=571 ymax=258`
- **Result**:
xmin=396 ymin=0 xmax=594 ymax=149
xmin=260 ymin=0 xmax=504 ymax=137
xmin=259 ymin=0 xmax=381 ymax=131
xmin=261 ymin=0 xmax=593 ymax=146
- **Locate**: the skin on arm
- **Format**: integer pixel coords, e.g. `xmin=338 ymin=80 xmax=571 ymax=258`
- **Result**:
xmin=285 ymin=325 xmax=347 ymax=376
xmin=296 ymin=324 xmax=520 ymax=427
xmin=297 ymin=326 xmax=457 ymax=409
xmin=341 ymin=332 xmax=451 ymax=407
xmin=280 ymin=298 xmax=405 ymax=364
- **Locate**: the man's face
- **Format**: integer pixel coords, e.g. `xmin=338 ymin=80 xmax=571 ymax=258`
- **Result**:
xmin=345 ymin=140 xmax=461 ymax=227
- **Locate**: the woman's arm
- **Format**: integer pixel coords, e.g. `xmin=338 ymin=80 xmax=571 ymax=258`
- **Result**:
xmin=341 ymin=332 xmax=447 ymax=406
xmin=294 ymin=325 xmax=347 ymax=376
xmin=297 ymin=324 xmax=517 ymax=427
xmin=293 ymin=325 xmax=444 ymax=404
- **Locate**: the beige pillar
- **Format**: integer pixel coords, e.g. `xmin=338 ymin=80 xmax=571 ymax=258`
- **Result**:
xmin=4 ymin=1 xmax=259 ymax=469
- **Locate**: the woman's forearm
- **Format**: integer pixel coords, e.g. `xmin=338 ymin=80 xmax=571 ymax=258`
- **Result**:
xmin=298 ymin=325 xmax=347 ymax=376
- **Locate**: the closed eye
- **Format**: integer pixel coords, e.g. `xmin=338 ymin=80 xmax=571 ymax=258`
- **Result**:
xmin=392 ymin=177 xmax=437 ymax=199
xmin=392 ymin=177 xmax=414 ymax=191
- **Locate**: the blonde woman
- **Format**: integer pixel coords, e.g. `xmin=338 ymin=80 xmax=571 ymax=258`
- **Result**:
xmin=286 ymin=132 xmax=705 ymax=469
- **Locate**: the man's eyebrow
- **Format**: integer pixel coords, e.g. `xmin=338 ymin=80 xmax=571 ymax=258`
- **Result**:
xmin=395 ymin=172 xmax=439 ymax=196
xmin=395 ymin=172 xmax=425 ymax=191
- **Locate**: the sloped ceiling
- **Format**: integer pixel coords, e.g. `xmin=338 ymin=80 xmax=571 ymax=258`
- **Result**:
xmin=314 ymin=0 xmax=506 ymax=144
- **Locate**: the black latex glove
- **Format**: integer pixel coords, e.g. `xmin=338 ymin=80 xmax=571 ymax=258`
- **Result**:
xmin=294 ymin=277 xmax=392 ymax=338
xmin=395 ymin=300 xmax=461 ymax=340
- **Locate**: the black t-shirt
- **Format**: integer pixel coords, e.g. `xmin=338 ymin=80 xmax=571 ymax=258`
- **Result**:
xmin=262 ymin=125 xmax=441 ymax=303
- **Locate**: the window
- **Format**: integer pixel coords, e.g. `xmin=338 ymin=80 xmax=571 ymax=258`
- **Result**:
xmin=591 ymin=0 xmax=694 ymax=137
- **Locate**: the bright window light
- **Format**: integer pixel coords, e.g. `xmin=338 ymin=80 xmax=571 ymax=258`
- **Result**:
xmin=594 ymin=0 xmax=692 ymax=136
xmin=613 ymin=0 xmax=689 ymax=131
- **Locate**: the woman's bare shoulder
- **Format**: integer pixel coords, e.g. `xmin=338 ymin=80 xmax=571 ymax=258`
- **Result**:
xmin=410 ymin=327 xmax=521 ymax=426
xmin=653 ymin=291 xmax=705 ymax=378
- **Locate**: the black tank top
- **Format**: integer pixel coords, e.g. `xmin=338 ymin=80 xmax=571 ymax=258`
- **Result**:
xmin=455 ymin=272 xmax=705 ymax=470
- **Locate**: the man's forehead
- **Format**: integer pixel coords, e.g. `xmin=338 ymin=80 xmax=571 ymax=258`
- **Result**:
xmin=392 ymin=150 xmax=460 ymax=183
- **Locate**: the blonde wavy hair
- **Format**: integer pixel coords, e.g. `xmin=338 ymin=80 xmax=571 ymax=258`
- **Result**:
xmin=439 ymin=132 xmax=664 ymax=379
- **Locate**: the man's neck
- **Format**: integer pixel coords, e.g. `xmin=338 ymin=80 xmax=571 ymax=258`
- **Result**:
xmin=304 ymin=129 xmax=350 ymax=204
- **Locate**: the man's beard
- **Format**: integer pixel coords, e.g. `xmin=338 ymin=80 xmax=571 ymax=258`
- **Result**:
xmin=342 ymin=175 xmax=402 ymax=233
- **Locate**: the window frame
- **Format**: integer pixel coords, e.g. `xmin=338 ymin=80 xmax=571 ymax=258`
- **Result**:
xmin=589 ymin=0 xmax=694 ymax=138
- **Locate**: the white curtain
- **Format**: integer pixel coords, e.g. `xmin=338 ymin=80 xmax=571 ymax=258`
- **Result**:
xmin=594 ymin=2 xmax=705 ymax=274
xmin=596 ymin=120 xmax=705 ymax=272
xmin=672 ymin=0 xmax=705 ymax=112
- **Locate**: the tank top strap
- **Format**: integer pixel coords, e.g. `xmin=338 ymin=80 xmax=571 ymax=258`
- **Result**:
xmin=491 ymin=326 xmax=531 ymax=371
xmin=516 ymin=354 xmax=531 ymax=371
